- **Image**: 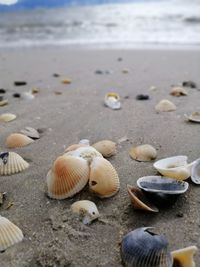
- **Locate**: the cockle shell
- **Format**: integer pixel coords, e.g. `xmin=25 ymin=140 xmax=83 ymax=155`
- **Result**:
xmin=0 ymin=216 xmax=23 ymax=251
xmin=155 ymin=99 xmax=176 ymax=112
xmin=184 ymin=112 xmax=200 ymax=123
xmin=20 ymin=127 xmax=40 ymax=139
xmin=170 ymin=86 xmax=188 ymax=96
xmin=89 ymin=157 xmax=120 ymax=198
xmin=104 ymin=92 xmax=121 ymax=110
xmin=92 ymin=140 xmax=117 ymax=158
xmin=71 ymin=200 xmax=100 ymax=224
xmin=65 ymin=143 xmax=88 ymax=153
xmin=127 ymin=185 xmax=159 ymax=213
xmin=0 ymin=113 xmax=16 ymax=122
xmin=172 ymin=246 xmax=198 ymax=267
xmin=0 ymin=152 xmax=29 ymax=175
xmin=6 ymin=133 xmax=34 ymax=148
xmin=121 ymin=227 xmax=173 ymax=267
xmin=129 ymin=144 xmax=157 ymax=162
xmin=191 ymin=159 xmax=200 ymax=184
xmin=46 ymin=155 xmax=89 ymax=199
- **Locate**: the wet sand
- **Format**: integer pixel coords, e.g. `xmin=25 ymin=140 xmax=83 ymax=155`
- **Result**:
xmin=0 ymin=47 xmax=200 ymax=267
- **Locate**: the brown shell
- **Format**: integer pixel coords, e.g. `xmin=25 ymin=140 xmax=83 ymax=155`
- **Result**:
xmin=170 ymin=86 xmax=188 ymax=96
xmin=6 ymin=133 xmax=34 ymax=148
xmin=92 ymin=140 xmax=117 ymax=158
xmin=89 ymin=157 xmax=120 ymax=198
xmin=47 ymin=155 xmax=89 ymax=199
xmin=129 ymin=144 xmax=157 ymax=162
xmin=155 ymin=99 xmax=176 ymax=112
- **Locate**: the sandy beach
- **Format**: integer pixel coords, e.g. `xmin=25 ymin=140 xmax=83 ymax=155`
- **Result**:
xmin=0 ymin=47 xmax=200 ymax=266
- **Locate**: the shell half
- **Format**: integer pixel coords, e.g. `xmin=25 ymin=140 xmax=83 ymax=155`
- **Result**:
xmin=155 ymin=99 xmax=176 ymax=112
xmin=129 ymin=144 xmax=157 ymax=162
xmin=6 ymin=133 xmax=34 ymax=148
xmin=20 ymin=127 xmax=40 ymax=139
xmin=92 ymin=140 xmax=117 ymax=158
xmin=184 ymin=112 xmax=200 ymax=123
xmin=104 ymin=92 xmax=121 ymax=110
xmin=170 ymin=86 xmax=188 ymax=97
xmin=172 ymin=246 xmax=198 ymax=267
xmin=0 ymin=113 xmax=16 ymax=122
xmin=191 ymin=159 xmax=200 ymax=184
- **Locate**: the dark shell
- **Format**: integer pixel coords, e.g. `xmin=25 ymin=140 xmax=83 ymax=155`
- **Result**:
xmin=136 ymin=94 xmax=150 ymax=100
xmin=191 ymin=159 xmax=200 ymax=185
xmin=182 ymin=80 xmax=197 ymax=88
xmin=121 ymin=227 xmax=173 ymax=267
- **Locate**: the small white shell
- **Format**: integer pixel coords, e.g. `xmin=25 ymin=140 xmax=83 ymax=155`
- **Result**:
xmin=0 ymin=216 xmax=23 ymax=251
xmin=170 ymin=86 xmax=188 ymax=96
xmin=104 ymin=92 xmax=121 ymax=110
xmin=21 ymin=92 xmax=35 ymax=100
xmin=191 ymin=159 xmax=200 ymax=184
xmin=0 ymin=113 xmax=16 ymax=122
xmin=79 ymin=139 xmax=90 ymax=145
xmin=171 ymin=246 xmax=198 ymax=267
xmin=155 ymin=99 xmax=176 ymax=112
xmin=71 ymin=200 xmax=100 ymax=224
xmin=184 ymin=112 xmax=200 ymax=123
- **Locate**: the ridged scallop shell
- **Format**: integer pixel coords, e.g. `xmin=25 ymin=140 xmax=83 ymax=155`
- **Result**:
xmin=129 ymin=144 xmax=157 ymax=162
xmin=155 ymin=99 xmax=176 ymax=112
xmin=65 ymin=143 xmax=88 ymax=153
xmin=191 ymin=159 xmax=200 ymax=184
xmin=104 ymin=92 xmax=121 ymax=110
xmin=121 ymin=227 xmax=173 ymax=267
xmin=0 ymin=216 xmax=23 ymax=251
xmin=170 ymin=86 xmax=188 ymax=96
xmin=127 ymin=185 xmax=159 ymax=213
xmin=92 ymin=140 xmax=117 ymax=158
xmin=0 ymin=152 xmax=29 ymax=175
xmin=89 ymin=157 xmax=120 ymax=198
xmin=71 ymin=200 xmax=100 ymax=224
xmin=0 ymin=113 xmax=16 ymax=122
xmin=47 ymin=155 xmax=89 ymax=199
xmin=6 ymin=133 xmax=34 ymax=148
xmin=172 ymin=246 xmax=197 ymax=267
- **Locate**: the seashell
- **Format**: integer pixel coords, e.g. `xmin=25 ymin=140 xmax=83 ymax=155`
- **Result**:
xmin=182 ymin=80 xmax=197 ymax=88
xmin=172 ymin=246 xmax=198 ymax=267
xmin=0 ymin=113 xmax=16 ymax=122
xmin=71 ymin=200 xmax=100 ymax=224
xmin=65 ymin=143 xmax=88 ymax=153
xmin=20 ymin=127 xmax=40 ymax=139
xmin=121 ymin=227 xmax=173 ymax=267
xmin=46 ymin=155 xmax=89 ymax=199
xmin=61 ymin=79 xmax=71 ymax=84
xmin=184 ymin=112 xmax=200 ymax=123
xmin=0 ymin=99 xmax=8 ymax=106
xmin=170 ymin=86 xmax=188 ymax=96
xmin=92 ymin=140 xmax=117 ymax=158
xmin=153 ymin=155 xmax=196 ymax=180
xmin=6 ymin=133 xmax=34 ymax=148
xmin=137 ymin=176 xmax=189 ymax=207
xmin=0 ymin=216 xmax=23 ymax=251
xmin=89 ymin=157 xmax=120 ymax=198
xmin=191 ymin=158 xmax=200 ymax=184
xmin=129 ymin=144 xmax=157 ymax=162
xmin=0 ymin=151 xmax=29 ymax=175
xmin=155 ymin=99 xmax=176 ymax=112
xmin=79 ymin=139 xmax=90 ymax=145
xmin=104 ymin=92 xmax=121 ymax=110
xmin=21 ymin=92 xmax=35 ymax=100
xmin=65 ymin=146 xmax=103 ymax=164
xmin=127 ymin=185 xmax=159 ymax=213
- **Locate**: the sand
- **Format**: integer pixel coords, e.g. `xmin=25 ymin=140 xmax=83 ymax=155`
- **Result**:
xmin=0 ymin=47 xmax=200 ymax=267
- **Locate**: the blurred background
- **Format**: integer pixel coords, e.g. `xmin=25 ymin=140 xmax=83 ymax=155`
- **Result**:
xmin=0 ymin=0 xmax=200 ymax=48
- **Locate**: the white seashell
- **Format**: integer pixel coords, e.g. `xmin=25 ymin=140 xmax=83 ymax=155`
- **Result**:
xmin=0 ymin=151 xmax=29 ymax=175
xmin=155 ymin=99 xmax=176 ymax=112
xmin=171 ymin=246 xmax=198 ymax=267
xmin=21 ymin=92 xmax=35 ymax=100
xmin=191 ymin=158 xmax=200 ymax=184
xmin=92 ymin=140 xmax=117 ymax=158
xmin=184 ymin=112 xmax=200 ymax=123
xmin=71 ymin=200 xmax=100 ymax=224
xmin=0 ymin=113 xmax=16 ymax=122
xmin=6 ymin=133 xmax=34 ymax=148
xmin=129 ymin=144 xmax=157 ymax=162
xmin=79 ymin=139 xmax=90 ymax=145
xmin=170 ymin=86 xmax=188 ymax=96
xmin=104 ymin=92 xmax=121 ymax=110
xmin=20 ymin=127 xmax=40 ymax=139
xmin=0 ymin=216 xmax=23 ymax=251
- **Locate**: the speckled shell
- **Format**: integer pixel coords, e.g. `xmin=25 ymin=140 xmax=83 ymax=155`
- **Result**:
xmin=129 ymin=144 xmax=157 ymax=162
xmin=172 ymin=246 xmax=198 ymax=267
xmin=89 ymin=157 xmax=120 ymax=198
xmin=0 ymin=216 xmax=23 ymax=251
xmin=0 ymin=152 xmax=29 ymax=176
xmin=92 ymin=140 xmax=117 ymax=158
xmin=170 ymin=86 xmax=188 ymax=96
xmin=71 ymin=200 xmax=100 ymax=224
xmin=121 ymin=227 xmax=173 ymax=267
xmin=155 ymin=99 xmax=176 ymax=112
xmin=6 ymin=133 xmax=34 ymax=148
xmin=47 ymin=155 xmax=90 ymax=199
xmin=0 ymin=113 xmax=16 ymax=122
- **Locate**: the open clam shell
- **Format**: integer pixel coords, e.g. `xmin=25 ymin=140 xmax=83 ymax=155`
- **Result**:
xmin=92 ymin=140 xmax=117 ymax=158
xmin=153 ymin=156 xmax=193 ymax=180
xmin=0 ymin=152 xmax=29 ymax=175
xmin=127 ymin=185 xmax=159 ymax=213
xmin=191 ymin=159 xmax=200 ymax=185
xmin=6 ymin=133 xmax=34 ymax=148
xmin=0 ymin=216 xmax=23 ymax=251
xmin=155 ymin=99 xmax=176 ymax=112
xmin=47 ymin=155 xmax=89 ymax=199
xmin=184 ymin=112 xmax=200 ymax=123
xmin=172 ymin=246 xmax=198 ymax=267
xmin=89 ymin=157 xmax=120 ymax=198
xmin=71 ymin=200 xmax=100 ymax=224
xmin=121 ymin=227 xmax=173 ymax=267
xmin=0 ymin=113 xmax=16 ymax=122
xmin=104 ymin=92 xmax=121 ymax=110
xmin=129 ymin=144 xmax=157 ymax=162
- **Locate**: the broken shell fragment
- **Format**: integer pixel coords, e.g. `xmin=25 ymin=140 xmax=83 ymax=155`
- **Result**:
xmin=46 ymin=155 xmax=89 ymax=199
xmin=71 ymin=200 xmax=100 ymax=224
xmin=191 ymin=159 xmax=200 ymax=185
xmin=104 ymin=92 xmax=121 ymax=110
xmin=20 ymin=127 xmax=40 ymax=139
xmin=184 ymin=112 xmax=200 ymax=123
xmin=0 ymin=216 xmax=23 ymax=251
xmin=170 ymin=86 xmax=188 ymax=96
xmin=6 ymin=133 xmax=34 ymax=148
xmin=89 ymin=157 xmax=120 ymax=198
xmin=121 ymin=227 xmax=173 ymax=267
xmin=129 ymin=144 xmax=157 ymax=162
xmin=172 ymin=246 xmax=198 ymax=267
xmin=155 ymin=99 xmax=176 ymax=112
xmin=0 ymin=113 xmax=16 ymax=122
xmin=92 ymin=140 xmax=117 ymax=158
xmin=0 ymin=151 xmax=29 ymax=175
xmin=127 ymin=185 xmax=159 ymax=213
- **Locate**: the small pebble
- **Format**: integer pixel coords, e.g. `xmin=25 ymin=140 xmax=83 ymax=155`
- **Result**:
xmin=61 ymin=79 xmax=71 ymax=84
xmin=136 ymin=94 xmax=150 ymax=100
xmin=13 ymin=93 xmax=21 ymax=98
xmin=95 ymin=70 xmax=103 ymax=74
xmin=117 ymin=57 xmax=123 ymax=62
xmin=122 ymin=69 xmax=129 ymax=74
xmin=53 ymin=73 xmax=60 ymax=77
xmin=14 ymin=81 xmax=27 ymax=86
xmin=0 ymin=89 xmax=6 ymax=94
xmin=182 ymin=80 xmax=197 ymax=88
xmin=176 ymin=212 xmax=184 ymax=218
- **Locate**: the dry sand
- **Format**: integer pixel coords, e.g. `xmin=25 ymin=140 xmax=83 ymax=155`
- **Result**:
xmin=0 ymin=47 xmax=200 ymax=267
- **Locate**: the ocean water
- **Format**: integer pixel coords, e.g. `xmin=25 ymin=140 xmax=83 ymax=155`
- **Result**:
xmin=0 ymin=0 xmax=200 ymax=48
